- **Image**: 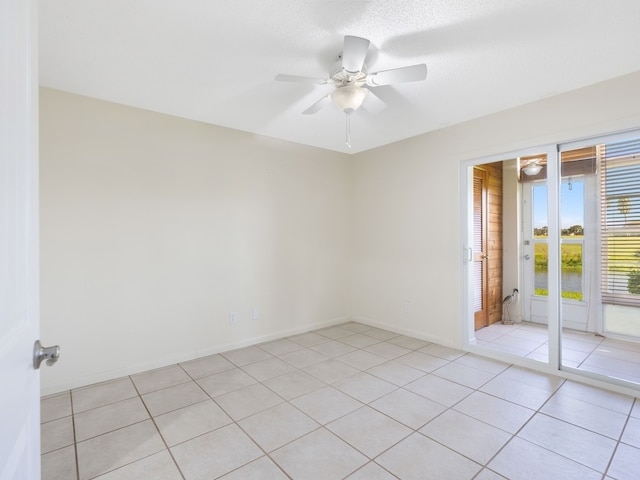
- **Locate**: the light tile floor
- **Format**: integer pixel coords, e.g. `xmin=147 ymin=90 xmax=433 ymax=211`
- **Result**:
xmin=473 ymin=321 xmax=640 ymax=385
xmin=41 ymin=322 xmax=640 ymax=479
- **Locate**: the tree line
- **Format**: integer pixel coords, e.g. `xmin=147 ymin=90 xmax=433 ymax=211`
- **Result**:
xmin=534 ymin=225 xmax=583 ymax=236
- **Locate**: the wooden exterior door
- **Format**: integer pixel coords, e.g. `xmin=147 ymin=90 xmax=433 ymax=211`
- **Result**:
xmin=473 ymin=168 xmax=489 ymax=330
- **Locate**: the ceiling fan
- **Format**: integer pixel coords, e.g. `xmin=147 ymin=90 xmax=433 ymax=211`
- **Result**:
xmin=275 ymin=35 xmax=427 ymax=147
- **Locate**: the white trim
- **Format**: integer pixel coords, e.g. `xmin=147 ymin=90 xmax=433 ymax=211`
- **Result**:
xmin=41 ymin=316 xmax=351 ymax=396
xmin=460 ymin=144 xmax=556 ymax=169
xmin=460 ymin=164 xmax=474 ymax=347
xmin=546 ymin=146 xmax=562 ymax=370
xmin=559 ymin=128 xmax=640 ymax=152
xmin=351 ymin=316 xmax=455 ymax=348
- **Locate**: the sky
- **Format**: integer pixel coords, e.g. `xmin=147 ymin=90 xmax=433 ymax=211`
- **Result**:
xmin=533 ymin=180 xmax=584 ymax=229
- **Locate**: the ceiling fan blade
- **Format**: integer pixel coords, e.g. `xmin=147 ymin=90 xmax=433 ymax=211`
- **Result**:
xmin=361 ymin=88 xmax=387 ymax=114
xmin=275 ymin=74 xmax=328 ymax=84
xmin=366 ymin=63 xmax=427 ymax=86
xmin=342 ymin=35 xmax=370 ymax=73
xmin=302 ymin=95 xmax=332 ymax=114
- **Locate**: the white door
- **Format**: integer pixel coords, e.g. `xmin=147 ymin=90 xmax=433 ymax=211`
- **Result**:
xmin=522 ymin=177 xmax=594 ymax=331
xmin=1 ymin=1 xmax=41 ymax=479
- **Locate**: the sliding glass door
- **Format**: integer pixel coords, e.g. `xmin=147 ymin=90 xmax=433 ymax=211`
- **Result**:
xmin=464 ymin=146 xmax=558 ymax=365
xmin=559 ymin=135 xmax=640 ymax=385
xmin=464 ymin=131 xmax=640 ymax=389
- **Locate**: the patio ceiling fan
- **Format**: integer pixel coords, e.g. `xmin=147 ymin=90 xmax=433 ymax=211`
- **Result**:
xmin=275 ymin=35 xmax=427 ymax=147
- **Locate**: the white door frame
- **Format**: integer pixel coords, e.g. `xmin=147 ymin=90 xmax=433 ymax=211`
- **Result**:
xmin=461 ymin=152 xmax=518 ymax=345
xmin=461 ymin=144 xmax=560 ymax=368
xmin=0 ymin=1 xmax=41 ymax=479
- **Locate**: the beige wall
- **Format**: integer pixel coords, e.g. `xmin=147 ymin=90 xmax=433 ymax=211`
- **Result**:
xmin=40 ymin=89 xmax=353 ymax=394
xmin=40 ymin=71 xmax=640 ymax=394
xmin=350 ymin=71 xmax=640 ymax=345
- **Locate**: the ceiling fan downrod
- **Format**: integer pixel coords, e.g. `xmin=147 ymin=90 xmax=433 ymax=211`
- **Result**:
xmin=345 ymin=112 xmax=352 ymax=148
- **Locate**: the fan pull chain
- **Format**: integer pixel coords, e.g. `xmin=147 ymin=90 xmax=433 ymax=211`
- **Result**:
xmin=345 ymin=113 xmax=351 ymax=148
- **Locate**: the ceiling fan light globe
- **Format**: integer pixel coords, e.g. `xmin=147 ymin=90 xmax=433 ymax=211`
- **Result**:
xmin=331 ymin=85 xmax=368 ymax=113
xmin=523 ymin=163 xmax=543 ymax=175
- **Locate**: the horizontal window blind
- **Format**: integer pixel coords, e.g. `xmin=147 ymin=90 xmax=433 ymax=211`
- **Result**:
xmin=600 ymin=137 xmax=640 ymax=306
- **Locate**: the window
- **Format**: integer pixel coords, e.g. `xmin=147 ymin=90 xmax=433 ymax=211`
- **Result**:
xmin=530 ymin=169 xmax=586 ymax=301
xmin=600 ymin=137 xmax=640 ymax=307
xmin=532 ymin=183 xmax=548 ymax=295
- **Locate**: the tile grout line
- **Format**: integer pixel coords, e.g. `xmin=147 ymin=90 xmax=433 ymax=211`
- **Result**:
xmin=219 ymin=336 xmax=372 ymax=476
xmin=128 ymin=370 xmax=188 ymax=480
xmin=478 ymin=376 xmax=629 ymax=477
xmin=260 ymin=331 xmax=463 ymax=476
xmin=69 ymin=392 xmax=80 ymax=480
xmin=42 ymin=322 xmax=639 ymax=479
xmin=216 ymin=329 xmax=399 ymax=477
xmin=472 ymin=377 xmax=569 ymax=474
xmin=69 ymin=371 xmax=195 ymax=479
xmin=601 ymin=396 xmax=638 ymax=479
xmin=206 ymin=326 xmax=410 ymax=477
xmin=392 ymin=364 xmax=516 ymax=474
xmin=179 ymin=353 xmax=296 ymax=478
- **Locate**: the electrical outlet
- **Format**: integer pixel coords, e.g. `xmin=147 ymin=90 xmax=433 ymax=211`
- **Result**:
xmin=252 ymin=307 xmax=259 ymax=321
xmin=404 ymin=301 xmax=412 ymax=313
xmin=229 ymin=312 xmax=237 ymax=325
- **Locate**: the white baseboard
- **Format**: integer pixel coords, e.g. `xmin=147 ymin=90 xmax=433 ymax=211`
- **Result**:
xmin=41 ymin=316 xmax=350 ymax=397
xmin=350 ymin=316 xmax=454 ymax=348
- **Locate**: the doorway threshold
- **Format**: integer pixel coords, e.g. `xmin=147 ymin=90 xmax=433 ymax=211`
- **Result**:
xmin=472 ymin=321 xmax=640 ymax=386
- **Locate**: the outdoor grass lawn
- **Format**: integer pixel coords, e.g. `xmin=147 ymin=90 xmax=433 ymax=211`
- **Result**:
xmin=534 ymin=236 xmax=583 ymax=300
xmin=533 ymin=237 xmax=583 ymax=270
xmin=532 ymin=234 xmax=640 ymax=299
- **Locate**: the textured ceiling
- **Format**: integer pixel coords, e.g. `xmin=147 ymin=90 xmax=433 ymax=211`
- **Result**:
xmin=40 ymin=1 xmax=640 ymax=154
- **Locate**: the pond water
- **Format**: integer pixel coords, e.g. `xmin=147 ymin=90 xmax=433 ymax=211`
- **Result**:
xmin=535 ymin=270 xmax=582 ymax=294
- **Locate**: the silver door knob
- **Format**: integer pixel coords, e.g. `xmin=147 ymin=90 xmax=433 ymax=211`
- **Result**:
xmin=33 ymin=340 xmax=60 ymax=369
